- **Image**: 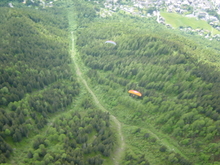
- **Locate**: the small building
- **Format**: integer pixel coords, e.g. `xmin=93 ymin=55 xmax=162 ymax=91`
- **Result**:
xmin=209 ymin=16 xmax=219 ymax=22
xmin=197 ymin=12 xmax=207 ymax=19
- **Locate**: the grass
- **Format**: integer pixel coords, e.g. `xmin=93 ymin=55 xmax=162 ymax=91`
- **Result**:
xmin=160 ymin=12 xmax=220 ymax=35
xmin=85 ymin=74 xmax=194 ymax=163
xmin=122 ymin=125 xmax=166 ymax=164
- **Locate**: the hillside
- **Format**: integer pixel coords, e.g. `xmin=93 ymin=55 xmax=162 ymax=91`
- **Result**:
xmin=1 ymin=0 xmax=220 ymax=164
xmin=0 ymin=6 xmax=78 ymax=163
xmin=73 ymin=0 xmax=220 ymax=164
xmin=0 ymin=3 xmax=122 ymax=165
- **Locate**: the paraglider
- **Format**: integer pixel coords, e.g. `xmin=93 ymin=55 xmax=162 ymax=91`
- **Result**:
xmin=105 ymin=40 xmax=116 ymax=45
xmin=128 ymin=90 xmax=142 ymax=97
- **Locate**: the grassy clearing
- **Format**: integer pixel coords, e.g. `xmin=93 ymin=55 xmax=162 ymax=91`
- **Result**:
xmin=68 ymin=11 xmax=125 ymax=163
xmin=160 ymin=12 xmax=220 ymax=35
xmin=85 ymin=78 xmax=193 ymax=162
xmin=122 ymin=124 xmax=165 ymax=164
xmin=70 ymin=34 xmax=125 ymax=165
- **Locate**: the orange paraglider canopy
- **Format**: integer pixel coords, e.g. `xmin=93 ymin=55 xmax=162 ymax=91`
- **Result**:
xmin=128 ymin=90 xmax=142 ymax=97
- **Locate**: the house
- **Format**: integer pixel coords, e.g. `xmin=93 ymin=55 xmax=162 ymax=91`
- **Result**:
xmin=187 ymin=0 xmax=193 ymax=5
xmin=175 ymin=8 xmax=181 ymax=13
xmin=209 ymin=16 xmax=219 ymax=22
xmin=182 ymin=0 xmax=190 ymax=5
xmin=167 ymin=5 xmax=174 ymax=12
xmin=197 ymin=12 xmax=207 ymax=19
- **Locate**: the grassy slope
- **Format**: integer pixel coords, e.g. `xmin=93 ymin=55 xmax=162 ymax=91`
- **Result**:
xmin=160 ymin=11 xmax=220 ymax=35
xmin=69 ymin=20 xmax=122 ymax=164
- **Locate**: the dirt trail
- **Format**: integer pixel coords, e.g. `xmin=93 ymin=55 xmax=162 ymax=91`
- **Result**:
xmin=70 ymin=32 xmax=125 ymax=165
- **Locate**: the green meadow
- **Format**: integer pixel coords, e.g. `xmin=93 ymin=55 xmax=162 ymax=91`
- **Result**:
xmin=160 ymin=12 xmax=220 ymax=35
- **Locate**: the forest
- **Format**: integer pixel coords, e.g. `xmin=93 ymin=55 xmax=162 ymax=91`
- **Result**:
xmin=0 ymin=2 xmax=120 ymax=164
xmin=1 ymin=0 xmax=220 ymax=164
xmin=73 ymin=0 xmax=220 ymax=164
xmin=0 ymin=5 xmax=75 ymax=163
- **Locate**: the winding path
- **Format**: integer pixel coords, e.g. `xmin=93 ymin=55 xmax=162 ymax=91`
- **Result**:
xmin=70 ymin=32 xmax=125 ymax=165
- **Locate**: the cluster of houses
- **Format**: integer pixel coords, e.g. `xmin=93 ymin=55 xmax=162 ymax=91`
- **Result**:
xmin=37 ymin=0 xmax=54 ymax=8
xmin=179 ymin=26 xmax=220 ymax=41
xmin=9 ymin=0 xmax=56 ymax=8
xmin=102 ymin=0 xmax=220 ymax=40
xmin=9 ymin=0 xmax=220 ymax=40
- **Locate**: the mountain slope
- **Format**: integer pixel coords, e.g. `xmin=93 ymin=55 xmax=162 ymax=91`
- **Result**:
xmin=0 ymin=7 xmax=80 ymax=163
xmin=74 ymin=2 xmax=220 ymax=163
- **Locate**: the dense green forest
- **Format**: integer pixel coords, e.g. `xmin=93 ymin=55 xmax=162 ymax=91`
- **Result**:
xmin=0 ymin=2 xmax=119 ymax=164
xmin=0 ymin=5 xmax=79 ymax=164
xmin=1 ymin=0 xmax=220 ymax=164
xmin=19 ymin=109 xmax=116 ymax=165
xmin=73 ymin=0 xmax=220 ymax=164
